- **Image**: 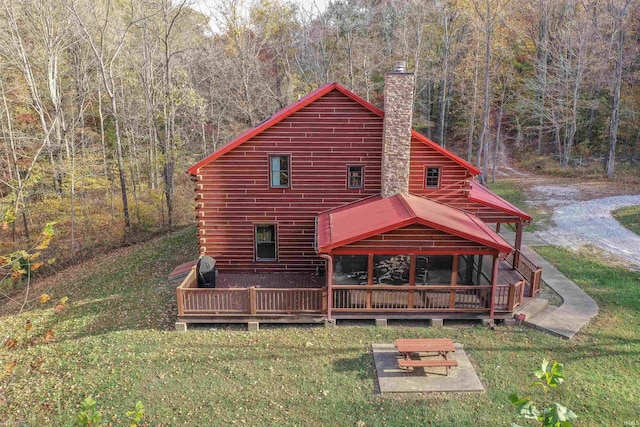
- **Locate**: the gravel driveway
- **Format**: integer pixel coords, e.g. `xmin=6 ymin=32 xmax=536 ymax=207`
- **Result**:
xmin=533 ymin=186 xmax=640 ymax=270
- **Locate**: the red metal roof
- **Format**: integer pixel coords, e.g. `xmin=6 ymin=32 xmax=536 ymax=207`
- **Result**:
xmin=187 ymin=83 xmax=480 ymax=175
xmin=468 ymin=181 xmax=532 ymax=221
xmin=317 ymin=193 xmax=513 ymax=254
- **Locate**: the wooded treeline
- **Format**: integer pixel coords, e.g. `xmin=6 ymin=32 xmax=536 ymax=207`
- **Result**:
xmin=0 ymin=0 xmax=638 ymax=268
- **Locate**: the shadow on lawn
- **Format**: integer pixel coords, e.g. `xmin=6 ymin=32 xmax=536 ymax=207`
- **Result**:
xmin=332 ymin=351 xmax=375 ymax=380
xmin=0 ymin=228 xmax=199 ymax=342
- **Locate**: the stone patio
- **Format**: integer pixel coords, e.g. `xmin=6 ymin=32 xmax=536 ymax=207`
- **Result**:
xmin=372 ymin=343 xmax=484 ymax=394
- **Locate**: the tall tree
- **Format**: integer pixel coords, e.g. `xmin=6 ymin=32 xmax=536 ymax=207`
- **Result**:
xmin=471 ymin=0 xmax=511 ymax=182
xmin=70 ymin=0 xmax=136 ymax=231
xmin=606 ymin=0 xmax=633 ymax=178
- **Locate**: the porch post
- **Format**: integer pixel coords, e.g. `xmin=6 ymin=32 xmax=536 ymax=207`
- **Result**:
xmin=320 ymin=254 xmax=333 ymax=320
xmin=514 ymin=222 xmax=523 ymax=268
xmin=495 ymin=223 xmax=501 ymax=233
xmin=489 ymin=255 xmax=499 ymax=318
xmin=408 ymin=255 xmax=416 ymax=309
xmin=366 ymin=254 xmax=374 ymax=309
xmin=449 ymin=255 xmax=459 ymax=308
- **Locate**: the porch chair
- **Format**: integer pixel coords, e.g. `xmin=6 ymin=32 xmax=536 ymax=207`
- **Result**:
xmin=415 ymin=256 xmax=429 ymax=285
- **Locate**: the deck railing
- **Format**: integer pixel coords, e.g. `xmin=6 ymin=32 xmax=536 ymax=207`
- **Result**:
xmin=506 ymin=250 xmax=542 ymax=297
xmin=494 ymin=280 xmax=525 ymax=311
xmin=176 ymin=268 xmax=525 ymax=318
xmin=331 ymin=285 xmax=493 ymax=312
xmin=177 ymin=270 xmax=325 ymax=316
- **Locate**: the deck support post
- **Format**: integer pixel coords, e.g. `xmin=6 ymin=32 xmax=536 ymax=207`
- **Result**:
xmin=430 ymin=319 xmax=443 ymax=328
xmin=514 ymin=222 xmax=523 ymax=268
xmin=489 ymin=255 xmax=499 ymax=318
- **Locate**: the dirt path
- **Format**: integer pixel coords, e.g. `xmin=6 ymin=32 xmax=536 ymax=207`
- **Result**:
xmin=495 ymin=142 xmax=640 ymax=270
xmin=533 ymin=187 xmax=640 ymax=270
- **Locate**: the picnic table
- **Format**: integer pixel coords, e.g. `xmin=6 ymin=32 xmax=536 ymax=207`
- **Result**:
xmin=394 ymin=338 xmax=458 ymax=375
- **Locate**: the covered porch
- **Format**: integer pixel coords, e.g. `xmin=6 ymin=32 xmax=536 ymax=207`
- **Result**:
xmin=174 ymin=193 xmax=542 ymax=325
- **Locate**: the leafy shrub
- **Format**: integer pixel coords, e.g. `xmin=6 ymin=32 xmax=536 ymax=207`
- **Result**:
xmin=509 ymin=359 xmax=577 ymax=427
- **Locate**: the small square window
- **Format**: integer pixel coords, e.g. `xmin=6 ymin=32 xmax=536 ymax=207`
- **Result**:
xmin=270 ymin=155 xmax=290 ymax=188
xmin=425 ymin=167 xmax=441 ymax=189
xmin=348 ymin=165 xmax=363 ymax=188
xmin=256 ymin=224 xmax=277 ymax=261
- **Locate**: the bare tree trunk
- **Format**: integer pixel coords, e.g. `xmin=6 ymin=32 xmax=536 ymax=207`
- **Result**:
xmin=536 ymin=0 xmax=549 ymax=154
xmin=97 ymin=84 xmax=115 ymax=222
xmin=467 ymin=39 xmax=480 ymax=163
xmin=492 ymin=77 xmax=508 ymax=182
xmin=70 ymin=0 xmax=133 ymax=231
xmin=107 ymin=71 xmax=131 ymax=230
xmin=476 ymin=11 xmax=492 ymax=182
xmin=607 ymin=0 xmax=631 ymax=178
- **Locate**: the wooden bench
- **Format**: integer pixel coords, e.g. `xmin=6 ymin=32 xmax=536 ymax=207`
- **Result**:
xmin=398 ymin=358 xmax=458 ymax=375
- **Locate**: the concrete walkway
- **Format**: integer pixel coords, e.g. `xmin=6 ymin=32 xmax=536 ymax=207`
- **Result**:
xmin=502 ymin=231 xmax=599 ymax=340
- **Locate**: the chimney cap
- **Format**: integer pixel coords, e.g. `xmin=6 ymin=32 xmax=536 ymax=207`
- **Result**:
xmin=393 ymin=61 xmax=407 ymax=73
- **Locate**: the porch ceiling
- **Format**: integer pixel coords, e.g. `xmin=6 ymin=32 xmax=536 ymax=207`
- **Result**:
xmin=316 ymin=194 xmax=513 ymax=254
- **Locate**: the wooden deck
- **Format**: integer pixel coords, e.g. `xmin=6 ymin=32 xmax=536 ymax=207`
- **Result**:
xmin=173 ymin=253 xmax=540 ymax=324
xmin=217 ymin=273 xmax=325 ymax=289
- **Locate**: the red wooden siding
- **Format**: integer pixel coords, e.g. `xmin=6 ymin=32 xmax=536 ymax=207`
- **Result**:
xmin=408 ymin=137 xmax=472 ymax=202
xmin=333 ymin=224 xmax=496 ymax=255
xmin=196 ymin=89 xmax=385 ymax=272
xmin=407 ymin=144 xmax=521 ymax=223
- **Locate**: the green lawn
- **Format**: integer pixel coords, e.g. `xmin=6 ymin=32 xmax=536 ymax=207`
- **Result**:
xmin=612 ymin=205 xmax=640 ymax=235
xmin=1 ymin=228 xmax=639 ymax=426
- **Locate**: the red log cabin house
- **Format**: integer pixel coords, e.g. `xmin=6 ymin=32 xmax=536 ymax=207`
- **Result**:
xmin=175 ymin=63 xmax=542 ymax=328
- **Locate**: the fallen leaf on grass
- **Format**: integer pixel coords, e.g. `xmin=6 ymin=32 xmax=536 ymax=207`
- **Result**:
xmin=44 ymin=330 xmax=55 ymax=343
xmin=5 ymin=361 xmax=16 ymax=373
xmin=3 ymin=338 xmax=17 ymax=350
xmin=40 ymin=294 xmax=51 ymax=303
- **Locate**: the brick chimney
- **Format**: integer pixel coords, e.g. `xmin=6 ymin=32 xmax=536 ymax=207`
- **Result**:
xmin=381 ymin=61 xmax=415 ymax=198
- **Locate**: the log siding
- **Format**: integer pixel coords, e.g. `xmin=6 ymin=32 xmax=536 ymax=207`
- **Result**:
xmin=333 ymin=223 xmax=495 ymax=255
xmin=196 ymin=89 xmax=507 ymax=272
xmin=197 ymin=90 xmax=383 ymax=272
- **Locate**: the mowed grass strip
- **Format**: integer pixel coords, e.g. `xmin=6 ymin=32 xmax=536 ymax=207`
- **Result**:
xmin=612 ymin=205 xmax=640 ymax=236
xmin=1 ymin=228 xmax=639 ymax=426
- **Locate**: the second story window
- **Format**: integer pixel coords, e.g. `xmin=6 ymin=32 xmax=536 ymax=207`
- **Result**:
xmin=270 ymin=155 xmax=290 ymax=188
xmin=425 ymin=167 xmax=441 ymax=189
xmin=348 ymin=165 xmax=363 ymax=188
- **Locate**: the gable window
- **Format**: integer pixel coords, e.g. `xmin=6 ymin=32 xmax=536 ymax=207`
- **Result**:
xmin=425 ymin=166 xmax=441 ymax=189
xmin=347 ymin=165 xmax=364 ymax=188
xmin=255 ymin=224 xmax=277 ymax=261
xmin=270 ymin=155 xmax=290 ymax=188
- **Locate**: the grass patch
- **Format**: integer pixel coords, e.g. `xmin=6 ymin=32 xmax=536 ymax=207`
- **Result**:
xmin=612 ymin=205 xmax=640 ymax=235
xmin=2 ymin=230 xmax=639 ymax=425
xmin=488 ymin=180 xmax=542 ymax=231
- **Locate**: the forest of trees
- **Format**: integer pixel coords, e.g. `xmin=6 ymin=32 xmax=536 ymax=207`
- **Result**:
xmin=0 ymin=0 xmax=638 ymax=275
